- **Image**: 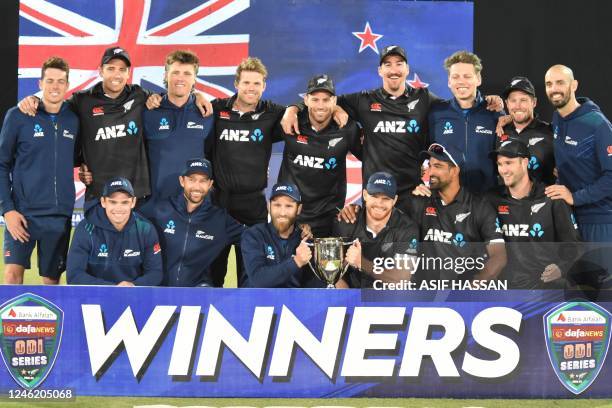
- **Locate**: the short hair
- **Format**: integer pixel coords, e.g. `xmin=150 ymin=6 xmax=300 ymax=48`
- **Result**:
xmin=41 ymin=57 xmax=69 ymax=81
xmin=165 ymin=50 xmax=200 ymax=73
xmin=444 ymin=50 xmax=483 ymax=75
xmin=235 ymin=57 xmax=267 ymax=83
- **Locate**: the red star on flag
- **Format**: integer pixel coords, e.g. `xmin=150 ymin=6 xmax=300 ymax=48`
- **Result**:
xmin=407 ymin=73 xmax=430 ymax=89
xmin=352 ymin=22 xmax=383 ymax=54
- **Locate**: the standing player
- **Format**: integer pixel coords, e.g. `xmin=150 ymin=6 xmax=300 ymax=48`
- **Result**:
xmin=498 ymin=76 xmax=555 ymax=185
xmin=66 ymin=177 xmax=162 ymax=286
xmin=208 ymin=57 xmax=286 ymax=287
xmin=487 ymin=140 xmax=581 ymax=288
xmin=0 ymin=57 xmax=78 ymax=284
xmin=142 ymin=50 xmax=214 ymax=208
xmin=428 ymin=51 xmax=502 ymax=193
xmin=277 ymin=74 xmax=361 ymax=237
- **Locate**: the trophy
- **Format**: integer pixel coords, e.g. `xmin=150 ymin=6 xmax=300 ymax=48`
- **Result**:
xmin=307 ymin=237 xmax=354 ymax=288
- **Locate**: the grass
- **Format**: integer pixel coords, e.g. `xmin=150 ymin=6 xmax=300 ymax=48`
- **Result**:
xmin=1 ymin=227 xmax=238 ymax=287
xmin=1 ymin=397 xmax=611 ymax=408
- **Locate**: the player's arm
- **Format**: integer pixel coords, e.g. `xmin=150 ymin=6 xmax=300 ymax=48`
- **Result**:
xmin=66 ymin=225 xmax=116 ymax=285
xmin=0 ymin=109 xmax=19 ymax=215
xmin=346 ymin=121 xmax=363 ymax=160
xmin=225 ymin=212 xmax=247 ymax=245
xmin=132 ymin=226 xmax=163 ymax=286
xmin=240 ymin=229 xmax=306 ymax=287
xmin=473 ymin=200 xmax=507 ymax=281
xmin=550 ymin=200 xmax=583 ymax=279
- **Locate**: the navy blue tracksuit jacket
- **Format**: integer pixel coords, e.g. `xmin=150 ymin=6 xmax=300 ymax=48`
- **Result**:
xmin=144 ymin=193 xmax=245 ymax=286
xmin=0 ymin=103 xmax=79 ymax=217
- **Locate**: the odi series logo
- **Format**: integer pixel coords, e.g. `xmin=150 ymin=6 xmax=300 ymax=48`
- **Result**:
xmin=0 ymin=293 xmax=63 ymax=390
xmin=544 ymin=301 xmax=611 ymax=394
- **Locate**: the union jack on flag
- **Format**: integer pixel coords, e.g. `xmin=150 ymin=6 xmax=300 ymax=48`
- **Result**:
xmin=18 ymin=0 xmax=250 ymax=100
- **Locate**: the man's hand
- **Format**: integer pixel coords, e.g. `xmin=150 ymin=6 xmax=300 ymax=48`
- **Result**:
xmin=495 ymin=114 xmax=512 ymax=137
xmin=332 ymin=105 xmax=348 ymax=128
xmin=193 ymin=91 xmax=213 ymax=117
xmin=294 ymin=238 xmax=312 ymax=268
xmin=299 ymin=224 xmax=313 ymax=240
xmin=4 ymin=210 xmax=29 ymax=243
xmin=78 ymin=164 xmax=93 ymax=185
xmin=335 ymin=278 xmax=350 ymax=289
xmin=18 ymin=96 xmax=39 ymax=117
xmin=337 ymin=204 xmax=360 ymax=223
xmin=146 ymin=94 xmax=162 ymax=110
xmin=541 ymin=263 xmax=562 ymax=283
xmin=345 ymin=240 xmax=361 ymax=269
xmin=545 ymin=185 xmax=574 ymax=206
xmin=281 ymin=106 xmax=300 ymax=134
xmin=117 ymin=281 xmax=135 ymax=287
xmin=485 ymin=95 xmax=504 ymax=112
xmin=412 ymin=184 xmax=431 ymax=197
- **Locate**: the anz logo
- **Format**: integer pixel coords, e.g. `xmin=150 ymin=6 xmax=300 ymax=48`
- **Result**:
xmin=293 ymin=155 xmax=337 ymax=170
xmin=424 ymin=228 xmax=466 ymax=246
xmin=501 ymin=223 xmax=545 ymax=238
xmin=219 ymin=128 xmax=264 ymax=142
xmin=373 ymin=120 xmax=420 ymax=134
xmin=95 ymin=121 xmax=138 ymax=141
xmin=164 ymin=220 xmax=176 ymax=235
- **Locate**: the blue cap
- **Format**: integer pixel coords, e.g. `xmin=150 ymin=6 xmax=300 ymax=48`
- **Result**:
xmin=102 ymin=176 xmax=135 ymax=197
xmin=420 ymin=143 xmax=463 ymax=167
xmin=270 ymin=182 xmax=301 ymax=203
xmin=366 ymin=172 xmax=397 ymax=198
xmin=181 ymin=158 xmax=212 ymax=178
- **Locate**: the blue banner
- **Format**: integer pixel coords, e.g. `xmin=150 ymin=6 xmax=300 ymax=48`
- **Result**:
xmin=0 ymin=287 xmax=610 ymax=398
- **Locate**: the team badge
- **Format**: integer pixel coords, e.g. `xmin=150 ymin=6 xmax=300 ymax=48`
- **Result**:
xmin=543 ymin=301 xmax=611 ymax=394
xmin=0 ymin=293 xmax=64 ymax=390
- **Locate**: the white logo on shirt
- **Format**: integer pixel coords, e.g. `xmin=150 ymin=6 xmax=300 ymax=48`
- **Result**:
xmin=455 ymin=212 xmax=471 ymax=223
xmin=531 ymin=202 xmax=546 ymax=215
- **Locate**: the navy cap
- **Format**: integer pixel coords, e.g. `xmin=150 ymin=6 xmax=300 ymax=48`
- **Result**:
xmin=306 ymin=74 xmax=335 ymax=95
xmin=420 ymin=143 xmax=462 ymax=167
xmin=366 ymin=172 xmax=397 ymax=198
xmin=270 ymin=182 xmax=301 ymax=203
xmin=181 ymin=158 xmax=213 ymax=178
xmin=101 ymin=47 xmax=131 ymax=67
xmin=379 ymin=45 xmax=407 ymax=65
xmin=102 ymin=176 xmax=135 ymax=197
xmin=502 ymin=76 xmax=536 ymax=100
xmin=489 ymin=139 xmax=530 ymax=159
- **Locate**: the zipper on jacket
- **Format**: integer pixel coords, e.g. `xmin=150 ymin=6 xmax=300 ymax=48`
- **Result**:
xmin=176 ymin=216 xmax=192 ymax=283
xmin=53 ymin=121 xmax=58 ymax=206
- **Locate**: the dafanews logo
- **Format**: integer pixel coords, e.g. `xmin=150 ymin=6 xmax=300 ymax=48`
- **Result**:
xmin=219 ymin=128 xmax=264 ymax=142
xmin=95 ymin=121 xmax=138 ymax=140
xmin=544 ymin=301 xmax=611 ymax=394
xmin=0 ymin=293 xmax=63 ymax=390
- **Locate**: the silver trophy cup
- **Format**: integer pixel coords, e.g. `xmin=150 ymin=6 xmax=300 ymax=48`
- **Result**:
xmin=307 ymin=237 xmax=353 ymax=288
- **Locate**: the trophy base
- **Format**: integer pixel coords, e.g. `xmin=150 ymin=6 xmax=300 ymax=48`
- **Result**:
xmin=326 ymin=283 xmax=335 ymax=289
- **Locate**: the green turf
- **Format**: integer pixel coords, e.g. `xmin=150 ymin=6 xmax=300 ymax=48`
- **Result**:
xmin=1 ymin=227 xmax=238 ymax=287
xmin=2 ymin=397 xmax=612 ymax=408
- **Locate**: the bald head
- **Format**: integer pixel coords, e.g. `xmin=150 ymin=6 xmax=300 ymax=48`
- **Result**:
xmin=545 ymin=64 xmax=578 ymax=113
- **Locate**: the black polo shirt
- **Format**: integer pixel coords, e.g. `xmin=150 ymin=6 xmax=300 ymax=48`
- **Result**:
xmin=277 ymin=110 xmax=362 ymax=236
xmin=486 ymin=182 xmax=581 ymax=289
xmin=499 ymin=117 xmax=555 ymax=185
xmin=401 ymin=188 xmax=504 ymax=282
xmin=333 ymin=207 xmax=419 ymax=288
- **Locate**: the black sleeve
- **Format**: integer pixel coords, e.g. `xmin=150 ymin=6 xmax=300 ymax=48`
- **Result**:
xmin=477 ymin=198 xmax=505 ymax=243
xmin=427 ymin=89 xmax=443 ymax=107
xmin=346 ymin=121 xmax=363 ymax=160
xmin=270 ymin=102 xmax=287 ymax=143
xmin=336 ymin=92 xmax=362 ymax=121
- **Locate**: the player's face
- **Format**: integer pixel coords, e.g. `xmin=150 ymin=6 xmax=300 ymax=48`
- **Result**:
xmin=497 ymin=156 xmax=528 ymax=188
xmin=101 ymin=192 xmax=136 ymax=229
xmin=448 ymin=63 xmax=481 ymax=103
xmin=506 ymin=91 xmax=536 ymax=125
xmin=363 ymin=191 xmax=396 ymax=222
xmin=235 ymin=70 xmax=266 ymax=108
xmin=179 ymin=173 xmax=213 ymax=205
xmin=166 ymin=62 xmax=197 ymax=98
xmin=305 ymin=91 xmax=336 ymax=125
xmin=545 ymin=68 xmax=576 ymax=109
xmin=99 ymin=59 xmax=129 ymax=97
xmin=378 ymin=55 xmax=408 ymax=93
xmin=269 ymin=196 xmax=300 ymax=236
xmin=428 ymin=157 xmax=455 ymax=190
xmin=39 ymin=68 xmax=69 ymax=105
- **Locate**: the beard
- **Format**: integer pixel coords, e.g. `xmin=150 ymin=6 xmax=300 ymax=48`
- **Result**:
xmin=272 ymin=214 xmax=297 ymax=235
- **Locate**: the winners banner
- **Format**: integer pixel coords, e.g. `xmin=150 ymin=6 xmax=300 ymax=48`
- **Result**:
xmin=0 ymin=286 xmax=610 ymax=398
